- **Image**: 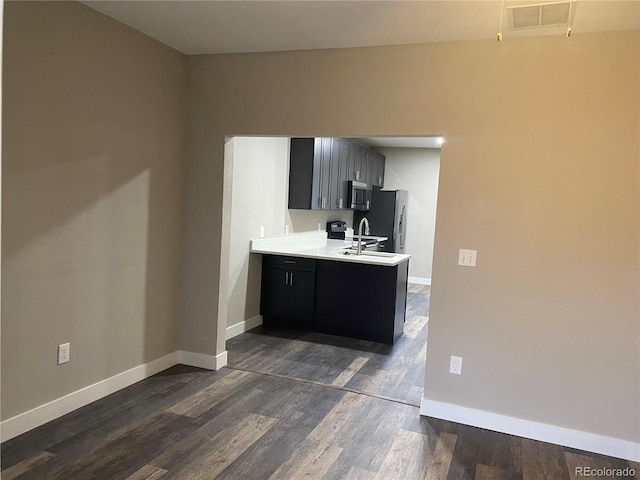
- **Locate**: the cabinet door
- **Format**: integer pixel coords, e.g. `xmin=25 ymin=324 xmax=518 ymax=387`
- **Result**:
xmin=354 ymin=145 xmax=367 ymax=182
xmin=338 ymin=140 xmax=349 ymax=207
xmin=288 ymin=270 xmax=316 ymax=323
xmin=311 ymin=138 xmax=332 ymax=210
xmin=328 ymin=138 xmax=342 ymax=209
xmin=365 ymin=150 xmax=376 ymax=189
xmin=321 ymin=137 xmax=333 ymax=209
xmin=370 ymin=151 xmax=385 ymax=187
xmin=376 ymin=152 xmax=386 ymax=187
xmin=260 ymin=268 xmax=290 ymax=319
xmin=288 ymin=138 xmax=315 ymax=209
xmin=363 ymin=146 xmax=372 ymax=186
xmin=329 ymin=138 xmax=349 ymax=209
xmin=347 ymin=142 xmax=357 ymax=181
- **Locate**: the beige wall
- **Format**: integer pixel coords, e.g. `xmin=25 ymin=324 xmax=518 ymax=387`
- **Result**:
xmin=227 ymin=136 xmax=289 ymax=328
xmin=379 ymin=147 xmax=440 ymax=281
xmin=184 ymin=32 xmax=639 ymax=442
xmin=2 ymin=2 xmax=186 ymax=419
xmin=2 ymin=0 xmax=637 ymax=446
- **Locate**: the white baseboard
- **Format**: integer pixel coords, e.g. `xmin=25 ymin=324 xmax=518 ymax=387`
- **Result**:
xmin=420 ymin=398 xmax=640 ymax=462
xmin=178 ymin=350 xmax=228 ymax=370
xmin=0 ymin=349 xmax=231 ymax=443
xmin=408 ymin=276 xmax=431 ymax=286
xmin=226 ymin=315 xmax=263 ymax=340
xmin=1 ymin=351 xmax=179 ymax=443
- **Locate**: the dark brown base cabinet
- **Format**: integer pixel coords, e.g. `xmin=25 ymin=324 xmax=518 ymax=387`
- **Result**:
xmin=260 ymin=255 xmax=316 ymax=325
xmin=313 ymin=259 xmax=408 ymax=344
xmin=260 ymin=254 xmax=409 ymax=344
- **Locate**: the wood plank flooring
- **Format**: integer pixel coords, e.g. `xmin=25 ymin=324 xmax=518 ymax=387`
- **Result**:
xmin=2 ymin=285 xmax=638 ymax=479
xmin=226 ymin=283 xmax=431 ymax=407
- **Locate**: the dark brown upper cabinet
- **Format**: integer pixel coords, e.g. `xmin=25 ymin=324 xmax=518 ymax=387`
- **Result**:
xmin=288 ymin=137 xmax=385 ymax=210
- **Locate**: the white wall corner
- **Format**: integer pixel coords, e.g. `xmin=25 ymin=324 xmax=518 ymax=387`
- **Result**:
xmin=0 ymin=351 xmax=179 ymax=443
xmin=178 ymin=350 xmax=227 ymax=371
xmin=420 ymin=398 xmax=640 ymax=462
xmin=226 ymin=315 xmax=263 ymax=340
xmin=408 ymin=276 xmax=431 ymax=286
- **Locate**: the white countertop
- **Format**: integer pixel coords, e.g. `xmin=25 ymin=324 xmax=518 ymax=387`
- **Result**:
xmin=250 ymin=232 xmax=410 ymax=267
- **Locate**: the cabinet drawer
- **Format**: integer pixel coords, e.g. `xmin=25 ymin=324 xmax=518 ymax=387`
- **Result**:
xmin=263 ymin=255 xmax=316 ymax=272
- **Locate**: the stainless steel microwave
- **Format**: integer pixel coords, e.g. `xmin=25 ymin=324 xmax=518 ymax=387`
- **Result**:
xmin=347 ymin=181 xmax=370 ymax=210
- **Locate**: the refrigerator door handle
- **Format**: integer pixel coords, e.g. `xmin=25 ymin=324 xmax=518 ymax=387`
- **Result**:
xmin=399 ymin=204 xmax=406 ymax=250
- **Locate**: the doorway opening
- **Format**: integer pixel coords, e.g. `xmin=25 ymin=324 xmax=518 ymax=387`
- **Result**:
xmin=220 ymin=135 xmax=442 ymax=406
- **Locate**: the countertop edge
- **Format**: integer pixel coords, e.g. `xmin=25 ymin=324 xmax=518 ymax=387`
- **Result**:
xmin=250 ymin=244 xmax=411 ymax=267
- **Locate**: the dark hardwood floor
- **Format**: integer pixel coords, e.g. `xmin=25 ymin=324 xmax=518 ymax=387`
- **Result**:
xmin=3 ymin=285 xmax=638 ymax=479
xmin=226 ymin=283 xmax=431 ymax=407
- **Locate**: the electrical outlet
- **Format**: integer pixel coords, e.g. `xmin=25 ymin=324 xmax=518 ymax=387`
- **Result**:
xmin=449 ymin=355 xmax=462 ymax=375
xmin=58 ymin=342 xmax=70 ymax=365
xmin=260 ymin=226 xmax=265 ymax=238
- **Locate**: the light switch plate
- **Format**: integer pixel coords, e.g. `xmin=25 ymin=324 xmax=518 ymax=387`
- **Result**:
xmin=458 ymin=249 xmax=477 ymax=267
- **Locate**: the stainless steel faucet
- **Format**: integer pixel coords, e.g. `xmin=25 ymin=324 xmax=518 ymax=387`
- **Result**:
xmin=357 ymin=217 xmax=370 ymax=255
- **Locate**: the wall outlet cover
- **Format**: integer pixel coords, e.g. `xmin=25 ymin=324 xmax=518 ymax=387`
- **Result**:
xmin=449 ymin=355 xmax=462 ymax=375
xmin=58 ymin=342 xmax=70 ymax=365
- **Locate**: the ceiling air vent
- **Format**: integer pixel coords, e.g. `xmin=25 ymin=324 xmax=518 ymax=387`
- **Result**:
xmin=508 ymin=1 xmax=576 ymax=29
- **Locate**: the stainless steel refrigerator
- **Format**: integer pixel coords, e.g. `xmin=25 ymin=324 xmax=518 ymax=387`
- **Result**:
xmin=355 ymin=187 xmax=408 ymax=253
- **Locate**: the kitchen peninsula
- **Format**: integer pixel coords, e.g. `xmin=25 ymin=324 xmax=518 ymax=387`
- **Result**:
xmin=251 ymin=232 xmax=410 ymax=344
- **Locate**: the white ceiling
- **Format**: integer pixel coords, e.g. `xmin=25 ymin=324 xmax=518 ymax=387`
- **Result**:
xmin=82 ymin=0 xmax=639 ymax=55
